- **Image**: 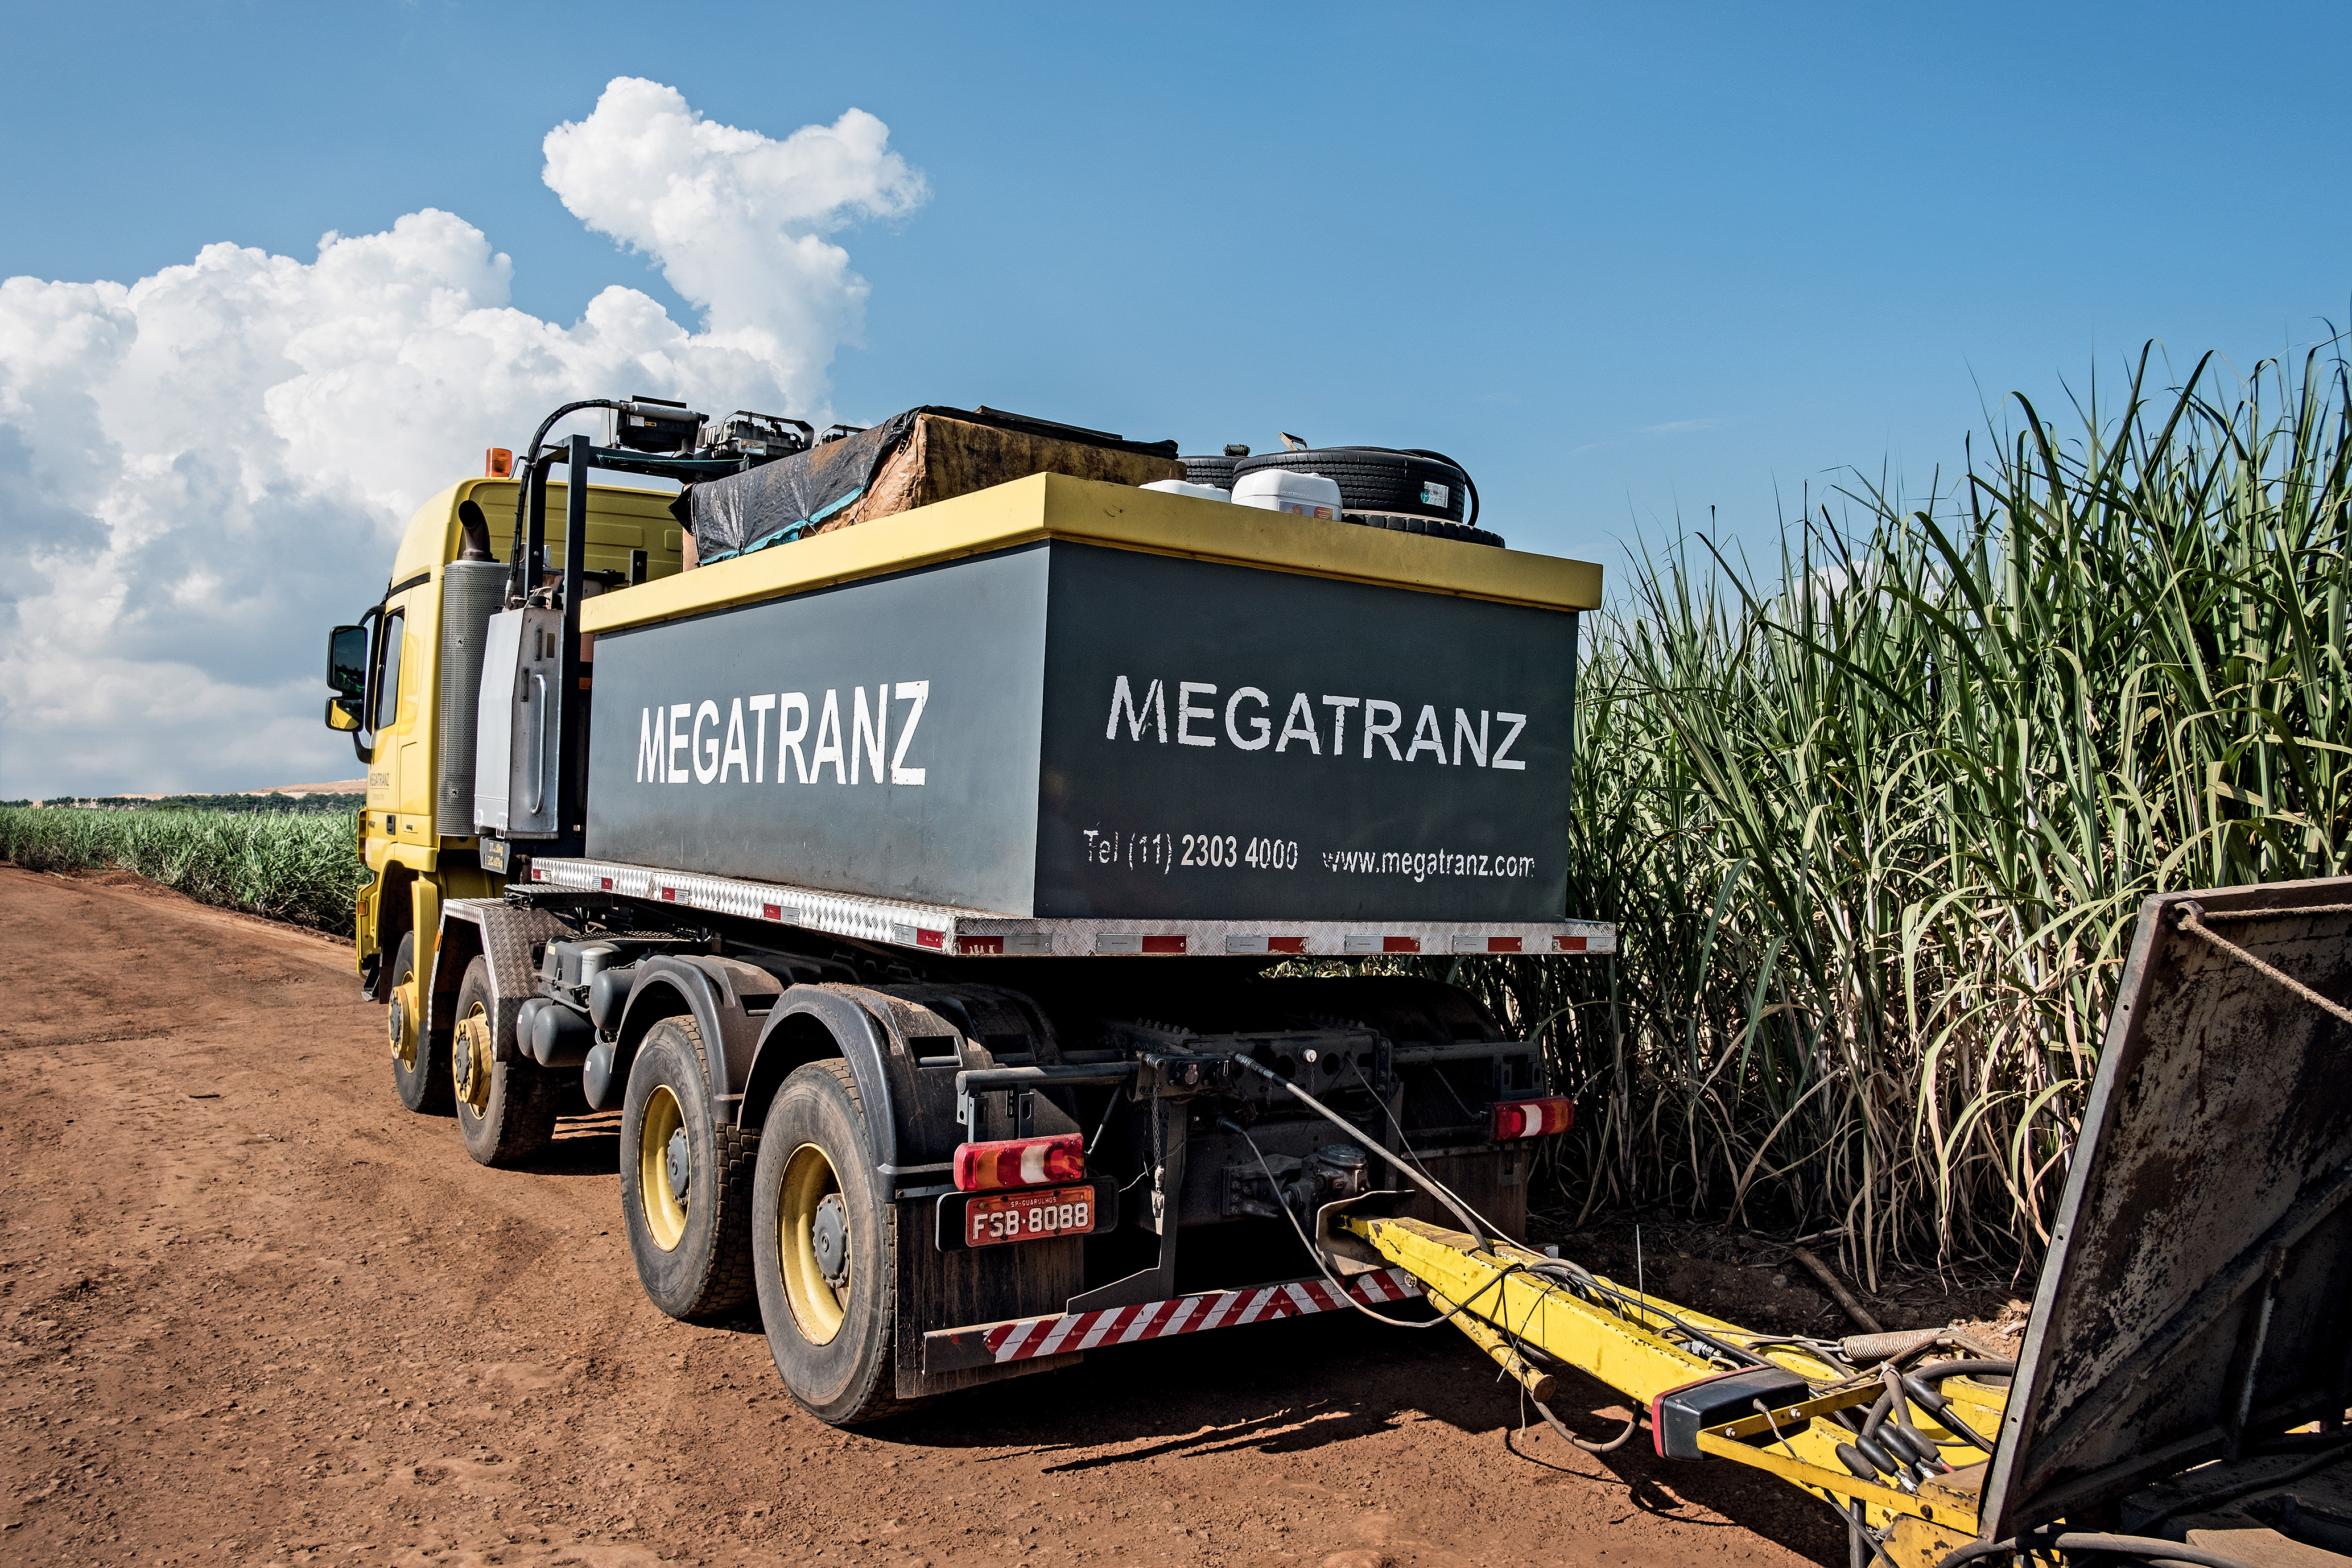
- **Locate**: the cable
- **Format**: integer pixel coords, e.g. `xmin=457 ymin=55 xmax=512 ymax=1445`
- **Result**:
xmin=1084 ymin=1087 xmax=1123 ymax=1158
xmin=1934 ymin=1532 xmax=2263 ymax=1568
xmin=1232 ymin=1100 xmax=1637 ymax=1457
xmin=1756 ymin=1397 xmax=1804 ymax=1462
xmin=1228 ymin=1053 xmax=1492 ymax=1247
xmin=1529 ymin=1394 xmax=1641 ymax=1453
xmin=1224 ymin=1117 xmax=1517 ymax=1330
xmin=1520 ymin=1257 xmax=1771 ymax=1370
xmin=1234 ymin=1053 xmax=1769 ymax=1375
xmin=2132 ymin=1433 xmax=2352 ymax=1532
xmin=1346 ymin=1055 xmax=1447 ymax=1189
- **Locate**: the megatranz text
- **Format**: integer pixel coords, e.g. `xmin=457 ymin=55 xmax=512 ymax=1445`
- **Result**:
xmin=635 ymin=682 xmax=930 ymax=786
xmin=1105 ymin=676 xmax=1528 ymax=769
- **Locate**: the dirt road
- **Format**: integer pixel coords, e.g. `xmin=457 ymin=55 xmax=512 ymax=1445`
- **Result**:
xmin=0 ymin=866 xmax=1846 ymax=1567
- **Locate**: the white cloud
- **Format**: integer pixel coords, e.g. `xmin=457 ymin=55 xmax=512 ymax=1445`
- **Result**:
xmin=0 ymin=80 xmax=922 ymax=798
xmin=1637 ymin=418 xmax=1722 ymax=437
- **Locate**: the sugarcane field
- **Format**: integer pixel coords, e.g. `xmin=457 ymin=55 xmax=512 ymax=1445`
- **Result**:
xmin=3 ymin=11 xmax=2350 ymax=1568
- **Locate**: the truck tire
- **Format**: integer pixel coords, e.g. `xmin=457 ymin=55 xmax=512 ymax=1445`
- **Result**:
xmin=1344 ymin=510 xmax=1507 ymax=548
xmin=1178 ymin=453 xmax=1240 ymax=490
xmin=1232 ymin=447 xmax=1477 ymax=525
xmin=618 ymin=1016 xmax=756 ymax=1322
xmin=387 ymin=931 xmax=453 ymax=1114
xmin=451 ymin=956 xmax=560 ymax=1167
xmin=752 ymin=1059 xmax=921 ymax=1426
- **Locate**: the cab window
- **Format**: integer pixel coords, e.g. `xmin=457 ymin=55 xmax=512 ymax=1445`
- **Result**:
xmin=373 ymin=610 xmax=405 ymax=731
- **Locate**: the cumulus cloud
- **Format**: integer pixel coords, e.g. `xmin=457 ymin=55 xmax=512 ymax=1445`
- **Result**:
xmin=0 ymin=80 xmax=922 ymax=798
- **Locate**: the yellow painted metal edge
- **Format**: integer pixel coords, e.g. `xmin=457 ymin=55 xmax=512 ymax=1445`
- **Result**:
xmin=582 ymin=472 xmax=1603 ymax=634
xmin=1693 ymin=1431 xmax=1931 ymax=1517
xmin=1343 ymin=1213 xmax=1995 ymax=1536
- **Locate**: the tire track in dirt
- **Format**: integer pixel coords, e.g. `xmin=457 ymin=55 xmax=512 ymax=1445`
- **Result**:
xmin=0 ymin=865 xmax=1844 ymax=1566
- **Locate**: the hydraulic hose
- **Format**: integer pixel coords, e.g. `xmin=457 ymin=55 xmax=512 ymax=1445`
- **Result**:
xmin=1899 ymin=1360 xmax=2013 ymax=1455
xmin=2131 ymin=1434 xmax=2352 ymax=1533
xmin=1934 ymin=1532 xmax=2262 ymax=1568
xmin=1879 ymin=1364 xmax=1949 ymax=1473
xmin=506 ymin=399 xmax=620 ymax=603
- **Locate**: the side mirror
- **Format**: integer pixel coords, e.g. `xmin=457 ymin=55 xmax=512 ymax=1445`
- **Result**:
xmin=328 ymin=622 xmax=371 ymax=698
xmin=325 ymin=696 xmax=362 ymax=732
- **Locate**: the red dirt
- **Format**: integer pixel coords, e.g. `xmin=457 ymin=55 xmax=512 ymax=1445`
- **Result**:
xmin=0 ymin=866 xmax=1848 ymax=1567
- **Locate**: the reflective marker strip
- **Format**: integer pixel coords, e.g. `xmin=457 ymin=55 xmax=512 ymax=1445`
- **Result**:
xmin=1224 ymin=935 xmax=1306 ymax=955
xmin=971 ymin=1268 xmax=1422 ymax=1364
xmin=521 ymin=857 xmax=1614 ymax=959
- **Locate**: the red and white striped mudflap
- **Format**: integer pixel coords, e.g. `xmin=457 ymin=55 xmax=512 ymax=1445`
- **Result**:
xmin=920 ymin=1266 xmax=1424 ymax=1374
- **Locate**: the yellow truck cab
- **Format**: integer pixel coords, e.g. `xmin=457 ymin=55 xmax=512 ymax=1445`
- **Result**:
xmin=327 ymin=468 xmax=687 ymax=1054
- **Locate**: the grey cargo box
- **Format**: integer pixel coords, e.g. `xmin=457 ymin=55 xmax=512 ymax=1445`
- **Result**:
xmin=580 ymin=474 xmax=1603 ymax=922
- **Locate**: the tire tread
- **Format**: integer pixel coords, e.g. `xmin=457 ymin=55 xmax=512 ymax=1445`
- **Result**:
xmin=672 ymin=1014 xmax=758 ymax=1321
xmin=622 ymin=1015 xmax=758 ymax=1323
xmin=812 ymin=1059 xmax=921 ymax=1425
xmin=456 ymin=956 xmax=560 ymax=1167
xmin=389 ymin=932 xmax=455 ymax=1115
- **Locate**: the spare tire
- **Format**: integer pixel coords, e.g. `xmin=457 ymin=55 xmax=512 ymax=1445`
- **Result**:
xmin=1346 ymin=510 xmax=1507 ymax=548
xmin=1233 ymin=447 xmax=1478 ymax=527
xmin=1179 ymin=454 xmax=1241 ymax=491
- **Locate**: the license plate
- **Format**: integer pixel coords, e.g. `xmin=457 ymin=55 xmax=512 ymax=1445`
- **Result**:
xmin=963 ymin=1186 xmax=1099 ymax=1248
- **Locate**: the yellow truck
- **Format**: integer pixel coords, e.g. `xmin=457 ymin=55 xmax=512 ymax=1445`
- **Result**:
xmin=326 ymin=397 xmax=1611 ymax=1425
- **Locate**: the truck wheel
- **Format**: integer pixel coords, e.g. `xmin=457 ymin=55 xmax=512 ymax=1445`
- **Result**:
xmin=386 ymin=932 xmax=453 ymax=1114
xmin=752 ymin=1059 xmax=919 ymax=1426
xmin=618 ymin=1017 xmax=756 ymax=1322
xmin=451 ymin=956 xmax=559 ymax=1167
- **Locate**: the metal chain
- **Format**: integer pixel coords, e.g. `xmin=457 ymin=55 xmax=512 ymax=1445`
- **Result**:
xmin=2174 ymin=903 xmax=2352 ymax=1027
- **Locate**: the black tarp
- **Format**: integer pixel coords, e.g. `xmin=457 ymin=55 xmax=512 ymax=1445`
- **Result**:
xmin=684 ymin=406 xmax=1177 ymax=564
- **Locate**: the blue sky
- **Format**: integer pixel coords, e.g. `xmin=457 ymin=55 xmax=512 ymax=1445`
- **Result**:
xmin=2 ymin=2 xmax=2347 ymax=792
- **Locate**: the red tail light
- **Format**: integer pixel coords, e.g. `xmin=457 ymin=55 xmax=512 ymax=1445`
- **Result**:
xmin=1492 ymin=1096 xmax=1574 ymax=1141
xmin=954 ymin=1134 xmax=1085 ymax=1192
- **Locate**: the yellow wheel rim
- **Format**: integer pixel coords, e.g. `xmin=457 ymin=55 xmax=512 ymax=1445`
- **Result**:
xmin=388 ymin=956 xmax=420 ymax=1067
xmin=455 ymin=1002 xmax=494 ymax=1116
xmin=637 ymin=1086 xmax=688 ymax=1252
xmin=779 ymin=1142 xmax=848 ymax=1344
